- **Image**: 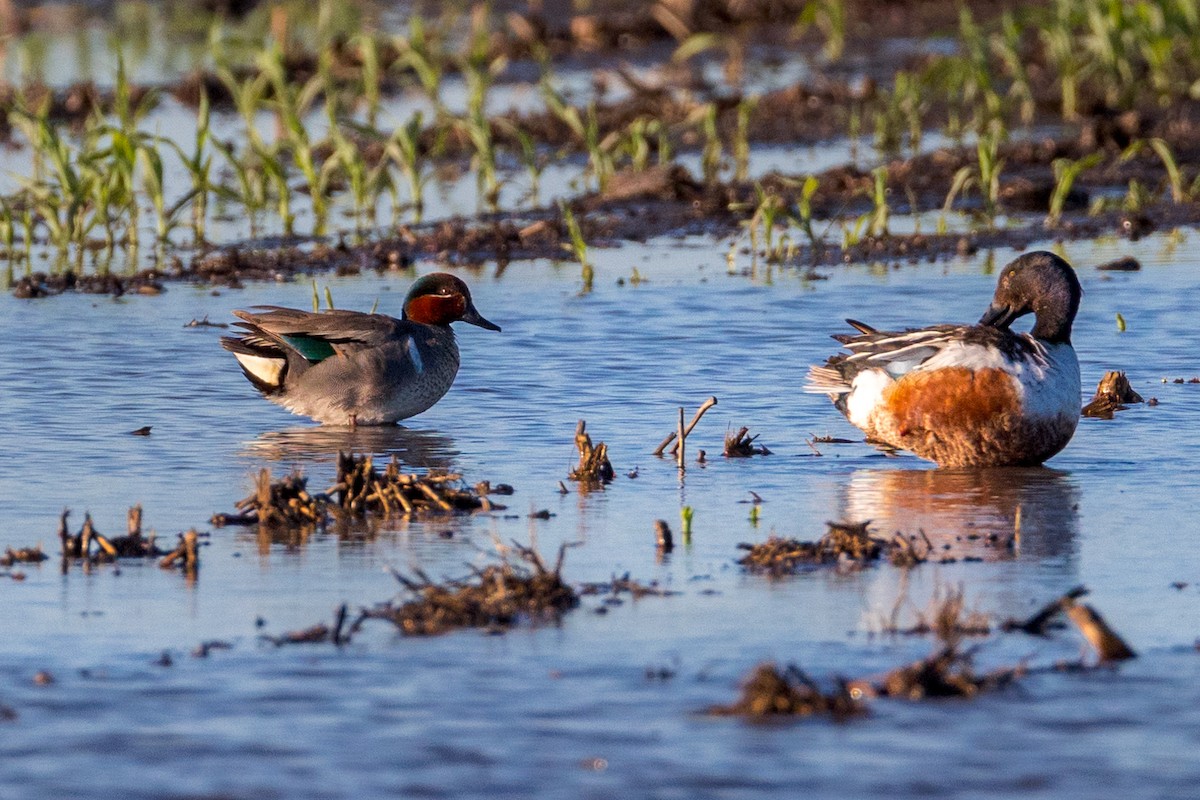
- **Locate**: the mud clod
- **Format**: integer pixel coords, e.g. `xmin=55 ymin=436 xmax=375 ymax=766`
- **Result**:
xmin=568 ymin=421 xmax=615 ymax=486
xmin=1 ymin=545 xmax=48 ymax=567
xmin=1096 ymin=256 xmax=1142 ymax=272
xmin=1082 ymin=371 xmax=1144 ymax=419
xmin=737 ymin=521 xmax=889 ymax=575
xmin=723 ymin=426 xmax=771 ymax=457
xmin=708 ymin=662 xmax=866 ymax=719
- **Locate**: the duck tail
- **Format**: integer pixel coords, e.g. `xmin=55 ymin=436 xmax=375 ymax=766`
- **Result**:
xmin=221 ymin=334 xmax=287 ymax=395
xmin=804 ymin=364 xmax=851 ymax=395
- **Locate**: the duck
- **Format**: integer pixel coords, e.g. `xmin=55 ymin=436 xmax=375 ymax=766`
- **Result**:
xmin=805 ymin=251 xmax=1082 ymax=467
xmin=221 ymin=272 xmax=501 ymax=426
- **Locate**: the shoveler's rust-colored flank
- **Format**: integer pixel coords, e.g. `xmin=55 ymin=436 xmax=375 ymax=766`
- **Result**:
xmin=870 ymin=366 xmax=1076 ymax=467
xmin=404 ymin=293 xmax=467 ymax=327
xmin=882 ymin=367 xmax=1019 ymax=437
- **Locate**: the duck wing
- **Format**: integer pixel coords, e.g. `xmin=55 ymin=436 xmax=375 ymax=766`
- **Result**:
xmin=807 ymin=323 xmax=1041 ymax=393
xmin=221 ymin=307 xmax=410 ymax=394
xmin=229 ymin=307 xmax=405 ymax=361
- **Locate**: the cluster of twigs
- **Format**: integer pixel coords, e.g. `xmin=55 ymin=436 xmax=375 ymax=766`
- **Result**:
xmin=712 ymin=584 xmax=1136 ymax=720
xmin=723 ymin=426 xmax=772 ymax=457
xmin=360 ymin=543 xmax=578 ymax=636
xmin=568 ymin=420 xmax=615 ymax=486
xmin=158 ymin=530 xmax=201 ymax=579
xmin=329 ymin=452 xmax=504 ymax=517
xmin=212 ymin=456 xmax=504 ymax=532
xmin=59 ymin=506 xmax=163 ymax=567
xmin=212 ymin=469 xmax=324 ymax=528
xmin=737 ymin=521 xmax=931 ymax=576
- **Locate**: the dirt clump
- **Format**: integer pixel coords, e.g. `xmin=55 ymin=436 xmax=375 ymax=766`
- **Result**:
xmin=568 ymin=420 xmax=615 ymax=486
xmin=360 ymin=543 xmax=579 ymax=635
xmin=1082 ymin=371 xmax=1144 ymax=419
xmin=708 ymin=662 xmax=866 ymax=719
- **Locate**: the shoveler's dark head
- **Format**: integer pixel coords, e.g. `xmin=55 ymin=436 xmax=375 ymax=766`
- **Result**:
xmin=402 ymin=273 xmax=501 ymax=331
xmin=979 ymin=251 xmax=1081 ymax=344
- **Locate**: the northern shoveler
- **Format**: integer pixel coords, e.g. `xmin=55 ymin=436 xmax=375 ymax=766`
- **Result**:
xmin=221 ymin=273 xmax=501 ymax=426
xmin=806 ymin=251 xmax=1082 ymax=467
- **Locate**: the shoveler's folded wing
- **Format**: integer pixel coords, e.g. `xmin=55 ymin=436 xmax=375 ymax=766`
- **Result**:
xmin=806 ymin=322 xmax=1042 ymax=393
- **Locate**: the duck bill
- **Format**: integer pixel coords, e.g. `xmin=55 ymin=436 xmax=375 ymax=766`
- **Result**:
xmin=979 ymin=303 xmax=1019 ymax=329
xmin=462 ymin=306 xmax=502 ymax=332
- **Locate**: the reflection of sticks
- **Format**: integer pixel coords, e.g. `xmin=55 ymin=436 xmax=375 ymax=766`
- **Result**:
xmin=654 ymin=396 xmax=718 ymax=456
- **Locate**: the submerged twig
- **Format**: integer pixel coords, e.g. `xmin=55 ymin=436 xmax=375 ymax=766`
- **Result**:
xmin=653 ymin=396 xmax=718 ymax=456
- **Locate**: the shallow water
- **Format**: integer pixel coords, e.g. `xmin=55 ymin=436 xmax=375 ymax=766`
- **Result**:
xmin=2 ymin=230 xmax=1200 ymax=798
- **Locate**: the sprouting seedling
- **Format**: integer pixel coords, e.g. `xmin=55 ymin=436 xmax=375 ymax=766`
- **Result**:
xmin=699 ymin=102 xmax=722 ymax=183
xmin=992 ymin=11 xmax=1035 ymax=125
xmin=794 ymin=0 xmax=845 ymax=61
xmin=680 ymin=506 xmax=694 ymax=541
xmin=976 ymin=124 xmax=1006 ymax=223
xmin=559 ymin=200 xmax=593 ymax=292
xmin=749 ymin=504 xmax=760 ymax=526
xmin=1047 ymin=153 xmax=1102 ymax=226
xmin=734 ymin=95 xmax=758 ymax=182
xmin=310 ymin=281 xmax=336 ymax=312
xmin=384 ymin=111 xmax=430 ymax=222
xmin=870 ymin=165 xmax=890 ymax=238
xmin=1122 ymin=138 xmax=1188 ymax=204
xmin=793 ymin=174 xmax=821 ymax=250
xmin=355 ymin=32 xmax=381 ymax=128
xmin=1116 ymin=313 xmax=1126 ymax=332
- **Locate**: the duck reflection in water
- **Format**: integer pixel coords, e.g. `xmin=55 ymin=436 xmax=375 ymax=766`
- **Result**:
xmin=838 ymin=467 xmax=1079 ymax=562
xmin=241 ymin=425 xmax=459 ymax=471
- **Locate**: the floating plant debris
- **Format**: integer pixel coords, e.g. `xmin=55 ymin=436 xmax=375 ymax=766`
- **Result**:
xmin=1001 ymin=585 xmax=1090 ymax=635
xmin=723 ymin=426 xmax=772 ymax=457
xmin=708 ymin=663 xmax=865 ymax=719
xmin=360 ymin=543 xmax=578 ymax=636
xmin=578 ymin=572 xmax=678 ymax=599
xmin=858 ymin=644 xmax=1024 ymax=701
xmin=261 ymin=605 xmax=351 ymax=648
xmin=0 ymin=545 xmax=48 ymax=567
xmin=737 ymin=521 xmax=930 ymax=575
xmin=1082 ymin=371 xmax=1144 ymax=419
xmin=654 ymin=519 xmax=674 ymax=553
xmin=881 ymin=585 xmax=992 ymax=640
xmin=568 ymin=421 xmax=614 ymax=486
xmin=1065 ymin=602 xmax=1137 ymax=662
